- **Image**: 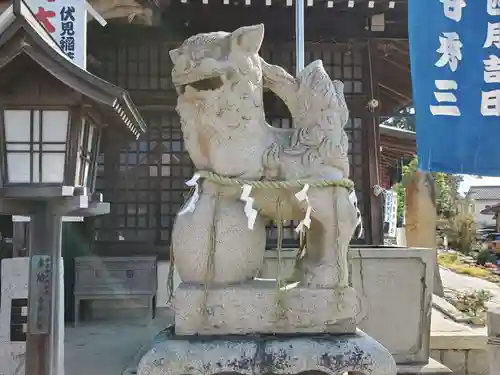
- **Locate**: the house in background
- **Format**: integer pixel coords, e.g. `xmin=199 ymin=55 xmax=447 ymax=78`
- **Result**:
xmin=466 ymin=186 xmax=500 ymax=228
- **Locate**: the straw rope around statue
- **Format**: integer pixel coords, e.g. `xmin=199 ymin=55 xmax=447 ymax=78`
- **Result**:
xmin=196 ymin=170 xmax=355 ymax=190
xmin=165 ymin=171 xmax=355 ymax=317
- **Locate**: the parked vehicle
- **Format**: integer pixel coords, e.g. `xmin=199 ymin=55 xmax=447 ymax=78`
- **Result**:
xmin=485 ymin=232 xmax=500 ymax=255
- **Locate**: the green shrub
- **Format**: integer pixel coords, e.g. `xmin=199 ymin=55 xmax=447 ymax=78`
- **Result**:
xmin=477 ymin=249 xmax=496 ymax=266
xmin=444 ymin=213 xmax=477 ymax=254
xmin=438 ymin=253 xmax=458 ymax=265
xmin=455 ymin=289 xmax=493 ymax=317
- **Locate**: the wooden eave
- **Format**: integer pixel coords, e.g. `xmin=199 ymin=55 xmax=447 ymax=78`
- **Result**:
xmin=379 ymin=123 xmax=415 ymax=141
xmin=379 ymin=124 xmax=415 ymax=168
xmin=0 ymin=1 xmax=146 ymax=138
xmin=376 ymin=39 xmax=412 ymax=116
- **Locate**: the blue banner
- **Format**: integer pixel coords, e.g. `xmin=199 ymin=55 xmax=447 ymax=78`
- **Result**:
xmin=409 ymin=0 xmax=500 ymax=175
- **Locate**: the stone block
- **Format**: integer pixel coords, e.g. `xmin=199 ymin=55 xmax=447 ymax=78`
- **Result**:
xmin=174 ymin=280 xmax=358 ymax=335
xmin=350 ymin=247 xmax=435 ymax=364
xmin=488 ymin=307 xmax=500 ymax=375
xmin=467 ymin=349 xmax=488 ymax=375
xmin=441 ymin=350 xmax=466 ymax=375
xmin=397 ymin=358 xmax=452 ymax=374
xmin=0 ymin=258 xmax=29 ymax=375
xmin=488 ymin=306 xmax=500 ymax=336
xmin=488 ymin=346 xmax=500 ymax=375
xmin=430 ymin=349 xmax=443 ymax=363
xmin=0 ymin=257 xmax=64 ymax=375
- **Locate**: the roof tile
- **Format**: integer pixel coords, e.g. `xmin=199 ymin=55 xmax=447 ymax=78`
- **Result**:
xmin=467 ymin=186 xmax=500 ymax=200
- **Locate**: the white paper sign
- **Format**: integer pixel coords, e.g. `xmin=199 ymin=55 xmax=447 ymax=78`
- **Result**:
xmin=240 ymin=185 xmax=257 ymax=230
xmin=383 ymin=190 xmax=398 ymax=238
xmin=27 ymin=0 xmax=87 ymax=69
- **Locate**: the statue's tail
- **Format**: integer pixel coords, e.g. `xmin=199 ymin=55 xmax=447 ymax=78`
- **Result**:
xmin=294 ymin=60 xmax=349 ymax=129
xmin=260 ymin=57 xmax=349 ymax=131
xmin=260 ymin=57 xmax=298 ymax=112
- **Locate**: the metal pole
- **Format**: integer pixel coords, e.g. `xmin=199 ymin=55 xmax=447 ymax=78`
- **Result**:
xmin=26 ymin=203 xmax=64 ymax=375
xmin=295 ymin=0 xmax=305 ymax=75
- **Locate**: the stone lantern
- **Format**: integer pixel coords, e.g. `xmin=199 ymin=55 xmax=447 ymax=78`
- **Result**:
xmin=0 ymin=1 xmax=146 ymax=375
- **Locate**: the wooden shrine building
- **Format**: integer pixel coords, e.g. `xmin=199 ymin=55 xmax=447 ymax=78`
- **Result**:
xmin=379 ymin=124 xmax=416 ymax=189
xmin=2 ymin=0 xmax=413 ymax=259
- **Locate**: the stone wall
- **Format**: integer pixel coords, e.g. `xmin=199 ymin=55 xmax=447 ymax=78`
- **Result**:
xmin=0 ymin=258 xmax=28 ymax=375
xmin=430 ymin=334 xmax=488 ymax=375
xmin=0 ymin=258 xmax=65 ymax=375
xmin=430 ymin=349 xmax=488 ymax=375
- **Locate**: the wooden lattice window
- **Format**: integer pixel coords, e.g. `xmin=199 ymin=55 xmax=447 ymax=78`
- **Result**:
xmin=345 ymin=117 xmax=364 ymax=213
xmin=94 ymin=112 xmax=193 ymax=246
xmin=99 ymin=39 xmax=173 ymax=92
xmin=76 ymin=119 xmax=100 ymax=188
xmin=260 ymin=44 xmax=364 ymax=95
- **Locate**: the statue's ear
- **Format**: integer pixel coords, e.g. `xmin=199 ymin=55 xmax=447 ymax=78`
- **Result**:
xmin=230 ymin=24 xmax=264 ymax=54
xmin=169 ymin=48 xmax=181 ymax=64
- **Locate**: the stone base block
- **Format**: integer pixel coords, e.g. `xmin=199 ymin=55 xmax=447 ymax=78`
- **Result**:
xmin=174 ymin=280 xmax=359 ymax=335
xmin=397 ymin=358 xmax=452 ymax=374
xmin=137 ymin=327 xmax=396 ymax=375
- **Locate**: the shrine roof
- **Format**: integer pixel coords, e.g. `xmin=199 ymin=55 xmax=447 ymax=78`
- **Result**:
xmin=0 ymin=0 xmax=147 ymax=138
xmin=379 ymin=124 xmax=415 ymax=168
xmin=379 ymin=124 xmax=415 ymax=141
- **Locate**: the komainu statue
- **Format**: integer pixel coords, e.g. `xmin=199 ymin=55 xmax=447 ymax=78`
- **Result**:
xmin=169 ymin=24 xmax=362 ymax=335
xmin=136 ymin=23 xmax=397 ymax=375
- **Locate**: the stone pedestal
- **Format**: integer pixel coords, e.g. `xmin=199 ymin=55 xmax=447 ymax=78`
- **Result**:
xmin=487 ymin=307 xmax=500 ymax=375
xmin=136 ymin=280 xmax=396 ymax=375
xmin=350 ymin=247 xmax=434 ymax=364
xmin=137 ymin=326 xmax=396 ymax=375
xmin=174 ymin=280 xmax=358 ymax=335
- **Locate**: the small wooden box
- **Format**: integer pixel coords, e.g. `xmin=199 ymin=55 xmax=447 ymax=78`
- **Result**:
xmin=74 ymin=256 xmax=157 ymax=325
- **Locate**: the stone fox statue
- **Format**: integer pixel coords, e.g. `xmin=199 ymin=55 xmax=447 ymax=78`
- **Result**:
xmin=169 ymin=24 xmax=358 ymax=289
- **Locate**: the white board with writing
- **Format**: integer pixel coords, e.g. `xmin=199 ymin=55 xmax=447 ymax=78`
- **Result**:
xmin=26 ymin=0 xmax=87 ymax=69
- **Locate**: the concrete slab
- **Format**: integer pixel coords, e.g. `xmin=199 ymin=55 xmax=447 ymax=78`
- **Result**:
xmin=431 ymin=308 xmax=486 ymax=334
xmin=432 ymin=294 xmax=471 ymax=323
xmin=430 ymin=308 xmax=487 ymax=351
xmin=65 ymin=317 xmax=170 ymax=375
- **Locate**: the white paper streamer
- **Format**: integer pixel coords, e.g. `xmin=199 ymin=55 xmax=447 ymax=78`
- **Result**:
xmin=240 ymin=184 xmax=258 ymax=229
xmin=349 ymin=190 xmax=364 ymax=238
xmin=295 ymin=184 xmax=312 ymax=233
xmin=177 ymin=173 xmax=201 ymax=216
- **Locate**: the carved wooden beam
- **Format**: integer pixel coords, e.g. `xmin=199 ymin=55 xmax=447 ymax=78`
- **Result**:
xmin=89 ymin=0 xmax=154 ymax=25
xmin=0 ymin=1 xmax=155 ymax=25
